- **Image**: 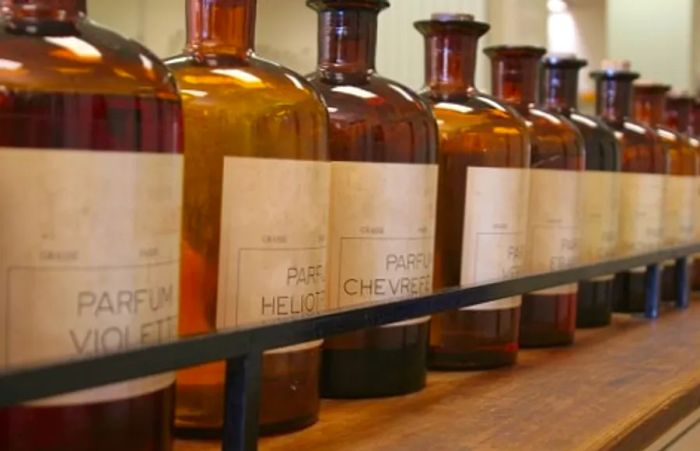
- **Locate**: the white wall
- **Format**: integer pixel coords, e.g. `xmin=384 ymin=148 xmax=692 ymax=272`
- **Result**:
xmin=607 ymin=0 xmax=696 ymax=92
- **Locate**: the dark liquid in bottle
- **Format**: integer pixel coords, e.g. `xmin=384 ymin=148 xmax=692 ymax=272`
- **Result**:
xmin=519 ymin=292 xmax=577 ymax=347
xmin=321 ymin=323 xmax=429 ymax=398
xmin=430 ymin=307 xmax=520 ymax=369
xmin=0 ymin=91 xmax=180 ymax=451
xmin=613 ymin=271 xmax=647 ymax=313
xmin=577 ymin=278 xmax=615 ymax=327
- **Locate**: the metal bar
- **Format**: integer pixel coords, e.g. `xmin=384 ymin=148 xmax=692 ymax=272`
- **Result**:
xmin=1 ymin=243 xmax=699 ymax=408
xmin=645 ymin=264 xmax=661 ymax=319
xmin=222 ymin=352 xmax=262 ymax=451
xmin=675 ymin=257 xmax=690 ymax=309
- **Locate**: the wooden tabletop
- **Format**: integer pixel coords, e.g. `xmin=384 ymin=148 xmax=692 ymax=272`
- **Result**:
xmin=177 ymin=303 xmax=700 ymax=451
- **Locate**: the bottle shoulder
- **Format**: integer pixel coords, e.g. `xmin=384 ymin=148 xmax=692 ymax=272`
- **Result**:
xmin=0 ymin=17 xmax=177 ymax=98
xmin=308 ymin=72 xmax=434 ymax=122
xmin=427 ymin=92 xmax=529 ymax=135
xmin=527 ymin=107 xmax=584 ymax=146
xmin=168 ymin=53 xmax=322 ymax=99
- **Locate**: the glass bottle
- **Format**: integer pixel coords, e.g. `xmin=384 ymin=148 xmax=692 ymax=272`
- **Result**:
xmin=666 ymin=94 xmax=700 ymax=292
xmin=0 ymin=1 xmax=182 ymax=451
xmin=634 ymin=83 xmax=695 ymax=303
xmin=590 ymin=64 xmax=666 ymax=313
xmin=415 ymin=14 xmax=530 ymax=369
xmin=307 ymin=0 xmax=438 ymax=398
xmin=692 ymin=99 xmax=700 ymax=291
xmin=485 ymin=45 xmax=585 ymax=347
xmin=166 ymin=0 xmax=329 ymax=435
xmin=541 ymin=55 xmax=621 ymax=328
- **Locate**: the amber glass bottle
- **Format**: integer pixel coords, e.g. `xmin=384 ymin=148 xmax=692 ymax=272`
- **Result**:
xmin=485 ymin=46 xmax=585 ymax=347
xmin=590 ymin=66 xmax=666 ymax=313
xmin=666 ymin=94 xmax=700 ymax=292
xmin=541 ymin=55 xmax=621 ymax=328
xmin=692 ymin=99 xmax=700 ymax=291
xmin=166 ymin=0 xmax=329 ymax=435
xmin=414 ymin=15 xmax=529 ymax=369
xmin=634 ymin=83 xmax=695 ymax=303
xmin=307 ymin=0 xmax=437 ymax=398
xmin=0 ymin=1 xmax=182 ymax=451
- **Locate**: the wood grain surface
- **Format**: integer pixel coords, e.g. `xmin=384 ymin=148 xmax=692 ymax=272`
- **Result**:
xmin=177 ymin=303 xmax=700 ymax=451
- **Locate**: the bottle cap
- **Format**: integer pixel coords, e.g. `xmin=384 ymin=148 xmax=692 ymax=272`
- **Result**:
xmin=430 ymin=13 xmax=475 ymax=22
xmin=600 ymin=59 xmax=631 ymax=71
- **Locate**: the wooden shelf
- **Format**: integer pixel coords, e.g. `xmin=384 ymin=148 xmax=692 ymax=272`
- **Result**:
xmin=177 ymin=302 xmax=700 ymax=451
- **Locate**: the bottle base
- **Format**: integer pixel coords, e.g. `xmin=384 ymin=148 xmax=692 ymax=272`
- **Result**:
xmin=428 ymin=307 xmax=519 ymax=370
xmin=321 ymin=322 xmax=429 ymax=398
xmin=612 ymin=271 xmax=647 ymax=313
xmin=576 ymin=278 xmax=613 ymax=328
xmin=0 ymin=386 xmax=174 ymax=451
xmin=175 ymin=346 xmax=321 ymax=437
xmin=519 ymin=292 xmax=577 ymax=348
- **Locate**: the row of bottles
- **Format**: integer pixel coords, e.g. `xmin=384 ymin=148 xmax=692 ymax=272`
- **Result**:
xmin=1 ymin=1 xmax=699 ymax=450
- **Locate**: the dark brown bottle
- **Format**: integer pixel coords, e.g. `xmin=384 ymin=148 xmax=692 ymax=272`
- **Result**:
xmin=541 ymin=55 xmax=621 ymax=328
xmin=693 ymin=99 xmax=700 ymax=291
xmin=590 ymin=64 xmax=666 ymax=313
xmin=415 ymin=14 xmax=530 ymax=369
xmin=0 ymin=1 xmax=182 ymax=450
xmin=485 ymin=46 xmax=585 ymax=347
xmin=307 ymin=0 xmax=438 ymax=398
xmin=634 ymin=83 xmax=696 ymax=303
xmin=666 ymin=94 xmax=700 ymax=292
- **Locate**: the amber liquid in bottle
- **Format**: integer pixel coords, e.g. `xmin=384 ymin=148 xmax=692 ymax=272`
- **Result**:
xmin=634 ymin=84 xmax=696 ymax=303
xmin=485 ymin=46 xmax=585 ymax=347
xmin=415 ymin=15 xmax=530 ymax=369
xmin=590 ymin=67 xmax=666 ymax=313
xmin=0 ymin=2 xmax=181 ymax=451
xmin=167 ymin=0 xmax=328 ymax=435
xmin=541 ymin=56 xmax=621 ymax=328
xmin=307 ymin=0 xmax=437 ymax=398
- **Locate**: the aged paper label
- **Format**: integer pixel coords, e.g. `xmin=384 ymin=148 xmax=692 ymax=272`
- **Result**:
xmin=328 ymin=162 xmax=438 ymax=327
xmin=217 ymin=157 xmax=330 ymax=353
xmin=0 ymin=148 xmax=182 ymax=405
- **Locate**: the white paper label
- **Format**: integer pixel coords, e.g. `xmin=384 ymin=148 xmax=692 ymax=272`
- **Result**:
xmin=460 ymin=167 xmax=529 ymax=310
xmin=527 ymin=169 xmax=580 ymax=295
xmin=617 ymin=173 xmax=664 ymax=256
xmin=0 ymin=148 xmax=183 ymax=406
xmin=217 ymin=157 xmax=330 ymax=353
xmin=328 ymin=162 xmax=438 ymax=327
xmin=579 ymin=171 xmax=620 ymax=263
xmin=663 ymin=175 xmax=695 ymax=245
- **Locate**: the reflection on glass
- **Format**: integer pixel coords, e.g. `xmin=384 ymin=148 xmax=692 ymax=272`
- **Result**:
xmin=307 ymin=0 xmax=438 ymax=398
xmin=167 ymin=0 xmax=329 ymax=435
xmin=634 ymin=83 xmax=696 ymax=303
xmin=485 ymin=45 xmax=585 ymax=347
xmin=415 ymin=14 xmax=530 ymax=369
xmin=541 ymin=55 xmax=621 ymax=328
xmin=0 ymin=1 xmax=182 ymax=450
xmin=590 ymin=63 xmax=667 ymax=313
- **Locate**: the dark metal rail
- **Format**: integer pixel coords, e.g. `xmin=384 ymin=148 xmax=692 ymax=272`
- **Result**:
xmin=1 ymin=243 xmax=699 ymax=450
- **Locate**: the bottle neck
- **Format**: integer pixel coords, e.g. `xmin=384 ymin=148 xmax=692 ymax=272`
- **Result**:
xmin=6 ymin=0 xmax=83 ymax=20
xmin=423 ymin=32 xmax=477 ymax=96
xmin=594 ymin=77 xmax=633 ymax=124
xmin=542 ymin=67 xmax=579 ymax=111
xmin=186 ymin=0 xmax=256 ymax=56
xmin=489 ymin=55 xmax=540 ymax=108
xmin=665 ymin=99 xmax=692 ymax=134
xmin=634 ymin=90 xmax=667 ymax=128
xmin=317 ymin=8 xmax=378 ymax=82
